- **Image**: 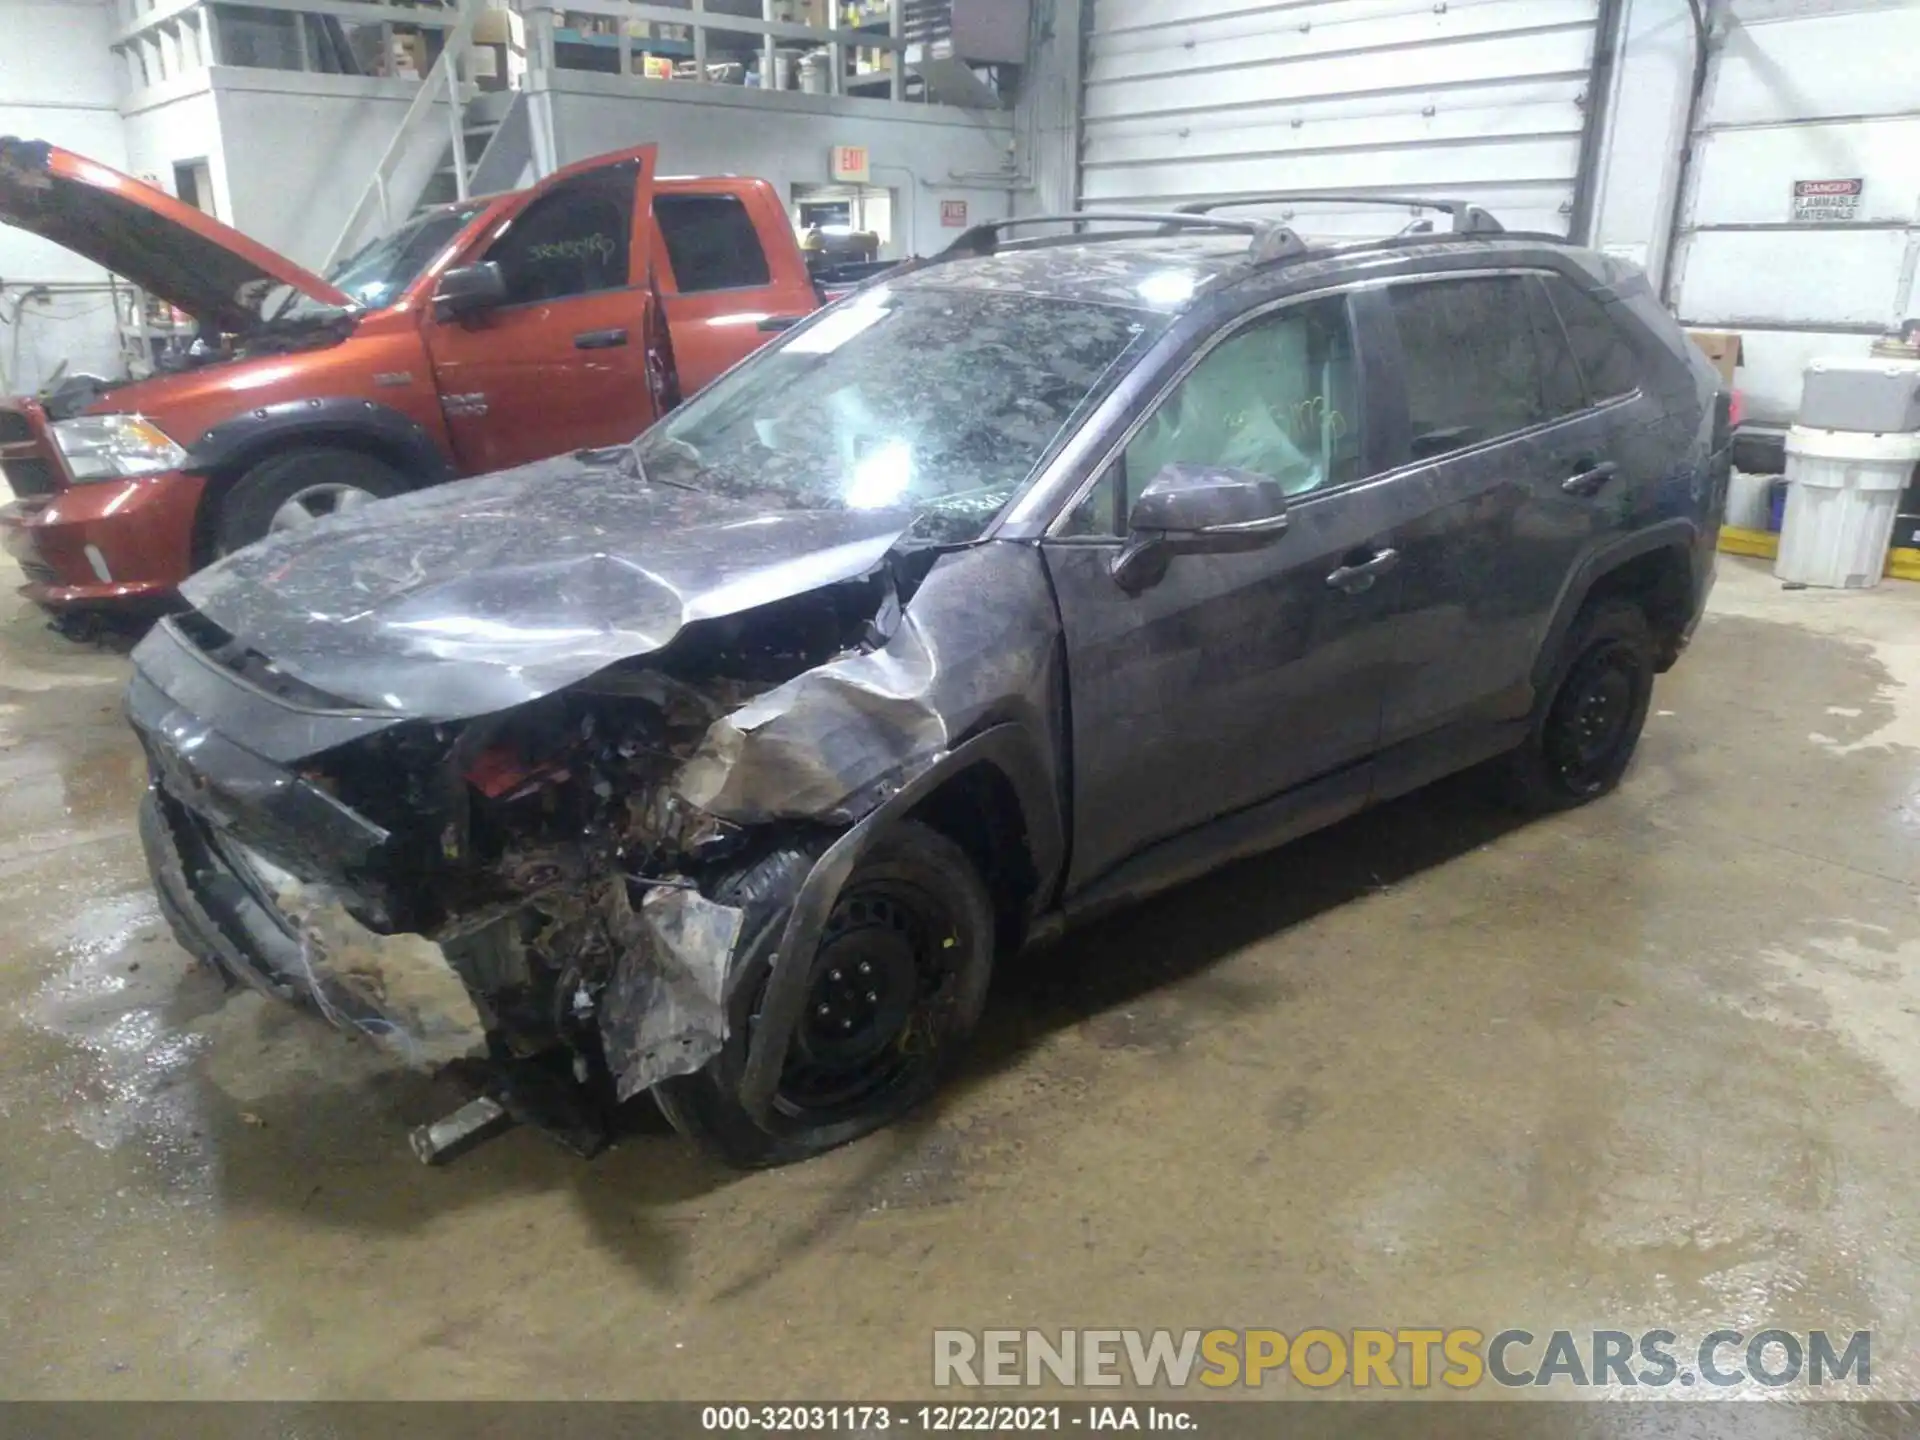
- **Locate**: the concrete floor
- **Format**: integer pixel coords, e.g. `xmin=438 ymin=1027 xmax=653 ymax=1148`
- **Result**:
xmin=2 ymin=556 xmax=1918 ymax=1403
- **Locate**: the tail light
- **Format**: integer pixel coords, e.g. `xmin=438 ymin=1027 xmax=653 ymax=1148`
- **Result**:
xmin=1713 ymin=391 xmax=1736 ymax=452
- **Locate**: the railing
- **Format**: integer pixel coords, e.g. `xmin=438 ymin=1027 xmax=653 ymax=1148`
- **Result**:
xmin=322 ymin=0 xmax=486 ymax=268
xmin=111 ymin=0 xmax=472 ymax=91
xmin=108 ymin=0 xmax=998 ymax=109
xmin=519 ymin=0 xmax=916 ymax=103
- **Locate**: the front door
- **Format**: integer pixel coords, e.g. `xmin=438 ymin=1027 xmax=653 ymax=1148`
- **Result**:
xmin=1041 ymin=293 xmax=1402 ymax=889
xmin=425 ymin=151 xmax=659 ymax=473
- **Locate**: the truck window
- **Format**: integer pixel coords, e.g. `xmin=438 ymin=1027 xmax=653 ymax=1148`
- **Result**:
xmin=655 ymin=193 xmax=772 ymax=293
xmin=486 ymin=167 xmax=634 ymax=305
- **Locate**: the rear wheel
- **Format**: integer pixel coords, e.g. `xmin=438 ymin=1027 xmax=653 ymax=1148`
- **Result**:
xmin=1501 ymin=599 xmax=1655 ymax=813
xmin=654 ymin=820 xmax=995 ymax=1168
xmin=215 ymin=447 xmax=407 ymax=556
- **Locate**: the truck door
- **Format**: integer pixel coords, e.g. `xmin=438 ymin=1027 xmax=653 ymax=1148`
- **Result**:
xmin=651 ymin=189 xmax=813 ymax=395
xmin=425 ymin=148 xmax=660 ymax=473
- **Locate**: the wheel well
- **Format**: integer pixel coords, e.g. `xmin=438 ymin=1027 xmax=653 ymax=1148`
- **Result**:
xmin=189 ymin=430 xmax=427 ymax=568
xmin=1582 ymin=544 xmax=1692 ymax=669
xmin=908 ymin=761 xmax=1039 ymax=953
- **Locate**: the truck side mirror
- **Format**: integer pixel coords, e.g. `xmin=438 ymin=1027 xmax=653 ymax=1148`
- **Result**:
xmin=434 ymin=262 xmax=508 ymax=322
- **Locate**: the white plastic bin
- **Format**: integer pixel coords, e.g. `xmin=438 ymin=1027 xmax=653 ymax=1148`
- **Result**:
xmin=1775 ymin=426 xmax=1920 ymax=588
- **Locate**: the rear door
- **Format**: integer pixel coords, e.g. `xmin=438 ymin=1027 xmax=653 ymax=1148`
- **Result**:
xmin=1041 ymin=292 xmax=1402 ymax=889
xmin=1371 ymin=270 xmax=1642 ymax=750
xmin=650 ymin=189 xmax=809 ymax=395
xmin=425 ymin=150 xmax=658 ymax=473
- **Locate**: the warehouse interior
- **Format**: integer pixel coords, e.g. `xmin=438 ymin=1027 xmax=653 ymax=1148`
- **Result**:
xmin=3 ymin=0 xmax=1920 ymax=1414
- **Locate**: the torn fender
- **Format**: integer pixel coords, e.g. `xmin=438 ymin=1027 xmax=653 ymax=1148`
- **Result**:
xmin=673 ymin=543 xmax=1064 ymax=826
xmin=598 ymin=883 xmax=746 ymax=1101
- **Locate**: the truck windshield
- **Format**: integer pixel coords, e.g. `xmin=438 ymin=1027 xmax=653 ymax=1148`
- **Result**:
xmin=323 ymin=203 xmax=488 ymax=310
xmin=631 ymin=285 xmax=1156 ymax=543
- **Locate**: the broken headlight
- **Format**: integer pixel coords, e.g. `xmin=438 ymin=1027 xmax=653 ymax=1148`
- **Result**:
xmin=50 ymin=414 xmax=189 ymax=482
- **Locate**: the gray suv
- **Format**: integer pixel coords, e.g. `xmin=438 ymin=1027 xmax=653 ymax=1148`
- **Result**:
xmin=129 ymin=198 xmax=1729 ymax=1166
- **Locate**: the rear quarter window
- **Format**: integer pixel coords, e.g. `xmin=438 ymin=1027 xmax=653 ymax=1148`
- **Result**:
xmin=1540 ymin=274 xmax=1643 ymax=402
xmin=656 ymin=193 xmax=772 ymax=293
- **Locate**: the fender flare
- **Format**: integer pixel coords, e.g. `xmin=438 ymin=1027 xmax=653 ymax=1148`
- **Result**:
xmin=736 ymin=723 xmax=1064 ymax=1129
xmin=185 ymin=396 xmax=456 ymax=487
xmin=1530 ymin=518 xmax=1700 ymax=690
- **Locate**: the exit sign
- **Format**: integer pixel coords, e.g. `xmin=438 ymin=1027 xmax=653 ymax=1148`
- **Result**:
xmin=830 ymin=145 xmax=871 ymax=183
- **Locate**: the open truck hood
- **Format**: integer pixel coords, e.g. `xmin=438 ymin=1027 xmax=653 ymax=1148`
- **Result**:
xmin=0 ymin=137 xmax=350 ymax=332
xmin=176 ymin=451 xmax=915 ymax=720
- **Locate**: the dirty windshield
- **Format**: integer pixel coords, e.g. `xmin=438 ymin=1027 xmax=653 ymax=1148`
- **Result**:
xmin=297 ymin=202 xmax=488 ymax=316
xmin=632 ymin=284 xmax=1154 ymax=543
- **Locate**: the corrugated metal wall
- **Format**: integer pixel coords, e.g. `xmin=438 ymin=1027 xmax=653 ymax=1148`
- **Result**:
xmin=1079 ymin=0 xmax=1606 ymax=237
xmin=1668 ymin=0 xmax=1920 ymax=428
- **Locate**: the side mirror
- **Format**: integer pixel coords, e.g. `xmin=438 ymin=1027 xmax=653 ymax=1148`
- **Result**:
xmin=433 ymin=261 xmax=507 ymax=321
xmin=1112 ymin=463 xmax=1291 ymax=591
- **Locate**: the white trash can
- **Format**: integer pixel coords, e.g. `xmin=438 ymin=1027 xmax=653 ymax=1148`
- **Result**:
xmin=1775 ymin=426 xmax=1920 ymax=588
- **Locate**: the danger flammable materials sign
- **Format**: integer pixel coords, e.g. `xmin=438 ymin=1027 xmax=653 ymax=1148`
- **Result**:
xmin=1791 ymin=178 xmax=1863 ymax=223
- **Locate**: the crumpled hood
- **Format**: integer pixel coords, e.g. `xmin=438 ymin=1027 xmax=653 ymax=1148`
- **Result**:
xmin=174 ymin=452 xmax=913 ymax=719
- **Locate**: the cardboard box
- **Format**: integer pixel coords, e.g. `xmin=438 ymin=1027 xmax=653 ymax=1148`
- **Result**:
xmin=771 ymin=0 xmax=831 ymax=27
xmin=1687 ymin=329 xmax=1744 ymax=388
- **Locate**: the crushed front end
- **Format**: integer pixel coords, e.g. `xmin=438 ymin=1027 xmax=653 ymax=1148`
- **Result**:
xmin=128 ymin=571 xmax=901 ymax=1155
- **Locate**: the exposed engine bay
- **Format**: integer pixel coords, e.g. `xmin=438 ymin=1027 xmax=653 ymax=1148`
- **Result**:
xmin=184 ymin=572 xmax=896 ymax=1105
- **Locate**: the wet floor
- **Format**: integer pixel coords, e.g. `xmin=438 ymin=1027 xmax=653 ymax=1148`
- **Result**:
xmin=2 ymin=556 xmax=1918 ymax=1408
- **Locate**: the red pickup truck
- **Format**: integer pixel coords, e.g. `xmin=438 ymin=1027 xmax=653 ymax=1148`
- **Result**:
xmin=0 ymin=138 xmax=820 ymax=610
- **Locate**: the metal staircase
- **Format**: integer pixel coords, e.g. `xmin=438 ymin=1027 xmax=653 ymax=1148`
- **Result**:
xmin=321 ymin=0 xmax=515 ymax=270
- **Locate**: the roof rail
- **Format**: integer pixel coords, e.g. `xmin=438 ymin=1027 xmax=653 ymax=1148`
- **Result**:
xmin=1178 ymin=194 xmax=1506 ymax=236
xmin=935 ymin=211 xmax=1305 ymax=263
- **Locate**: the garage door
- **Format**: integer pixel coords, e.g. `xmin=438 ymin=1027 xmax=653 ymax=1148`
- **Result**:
xmin=1668 ymin=2 xmax=1920 ymax=428
xmin=1080 ymin=0 xmax=1607 ymax=238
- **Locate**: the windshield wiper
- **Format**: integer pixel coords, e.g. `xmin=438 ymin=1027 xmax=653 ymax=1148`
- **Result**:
xmin=625 ymin=438 xmax=701 ymax=491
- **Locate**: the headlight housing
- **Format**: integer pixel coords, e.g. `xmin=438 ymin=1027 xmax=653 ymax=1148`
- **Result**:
xmin=49 ymin=415 xmax=188 ymax=482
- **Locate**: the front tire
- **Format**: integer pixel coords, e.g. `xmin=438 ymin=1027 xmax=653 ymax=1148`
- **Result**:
xmin=654 ymin=820 xmax=995 ymax=1169
xmin=1501 ymin=599 xmax=1656 ymax=813
xmin=215 ymin=447 xmax=408 ymax=556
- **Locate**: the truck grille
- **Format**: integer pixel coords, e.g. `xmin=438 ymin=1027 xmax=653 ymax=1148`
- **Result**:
xmin=0 ymin=411 xmax=31 ymax=444
xmin=1 ymin=457 xmax=57 ymax=497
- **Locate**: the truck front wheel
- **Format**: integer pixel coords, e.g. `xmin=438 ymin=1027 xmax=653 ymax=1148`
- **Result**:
xmin=215 ymin=447 xmax=407 ymax=556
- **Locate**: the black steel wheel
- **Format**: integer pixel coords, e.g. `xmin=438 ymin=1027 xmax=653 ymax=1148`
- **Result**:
xmin=654 ymin=820 xmax=995 ymax=1168
xmin=1501 ymin=599 xmax=1655 ymax=813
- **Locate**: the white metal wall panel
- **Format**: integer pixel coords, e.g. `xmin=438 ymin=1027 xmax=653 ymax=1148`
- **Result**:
xmin=1081 ymin=0 xmax=1602 ymax=236
xmin=1669 ymin=2 xmax=1920 ymax=426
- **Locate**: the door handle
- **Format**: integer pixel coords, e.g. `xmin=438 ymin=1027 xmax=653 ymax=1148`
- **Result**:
xmin=1562 ymin=460 xmax=1619 ymax=497
xmin=1326 ymin=548 xmax=1401 ymax=594
xmin=757 ymin=315 xmax=805 ymax=332
xmin=574 ymin=327 xmax=629 ymax=349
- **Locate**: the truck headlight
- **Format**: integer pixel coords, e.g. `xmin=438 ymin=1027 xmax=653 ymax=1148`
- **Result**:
xmin=49 ymin=415 xmax=189 ymax=482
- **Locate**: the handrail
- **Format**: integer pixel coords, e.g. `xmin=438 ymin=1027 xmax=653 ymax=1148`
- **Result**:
xmin=321 ymin=0 xmax=482 ymax=271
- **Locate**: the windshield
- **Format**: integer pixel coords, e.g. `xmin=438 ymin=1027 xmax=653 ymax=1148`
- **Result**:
xmin=320 ymin=203 xmax=488 ymax=311
xmin=632 ymin=285 xmax=1155 ymax=544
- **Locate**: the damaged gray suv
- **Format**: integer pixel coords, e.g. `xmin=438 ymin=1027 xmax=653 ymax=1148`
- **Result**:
xmin=130 ymin=199 xmax=1728 ymax=1167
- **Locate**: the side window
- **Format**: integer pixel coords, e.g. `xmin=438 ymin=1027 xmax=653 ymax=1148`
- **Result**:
xmin=484 ymin=168 xmax=634 ymax=305
xmin=655 ymin=193 xmax=773 ymax=293
xmin=1526 ymin=277 xmax=1588 ymax=419
xmin=1388 ymin=276 xmax=1548 ymax=459
xmin=1065 ymin=296 xmax=1360 ymax=534
xmin=1540 ymin=275 xmax=1642 ymax=402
